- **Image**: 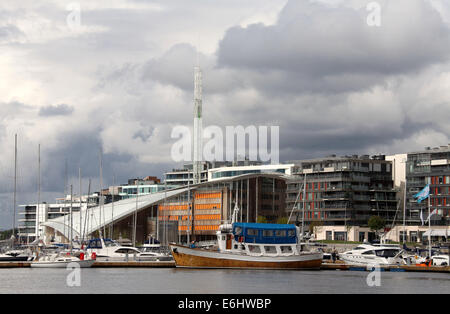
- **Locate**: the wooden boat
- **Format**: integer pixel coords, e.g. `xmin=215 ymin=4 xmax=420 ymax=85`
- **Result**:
xmin=169 ymin=222 xmax=322 ymax=270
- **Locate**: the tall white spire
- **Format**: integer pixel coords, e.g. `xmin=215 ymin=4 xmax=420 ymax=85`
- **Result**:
xmin=193 ymin=63 xmax=203 ymax=184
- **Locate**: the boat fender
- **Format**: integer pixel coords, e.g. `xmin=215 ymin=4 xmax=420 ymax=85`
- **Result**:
xmin=79 ymin=253 xmax=84 ymax=261
xmin=91 ymin=252 xmax=96 ymax=260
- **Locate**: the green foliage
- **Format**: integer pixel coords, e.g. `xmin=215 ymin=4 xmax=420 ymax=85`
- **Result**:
xmin=256 ymin=216 xmax=268 ymax=224
xmin=276 ymin=216 xmax=289 ymax=224
xmin=368 ymin=215 xmax=386 ymax=232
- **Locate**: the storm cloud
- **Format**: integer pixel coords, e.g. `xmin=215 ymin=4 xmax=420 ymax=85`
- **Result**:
xmin=0 ymin=0 xmax=450 ymax=229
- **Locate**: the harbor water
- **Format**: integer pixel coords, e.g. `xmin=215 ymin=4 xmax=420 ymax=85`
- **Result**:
xmin=0 ymin=268 xmax=448 ymax=294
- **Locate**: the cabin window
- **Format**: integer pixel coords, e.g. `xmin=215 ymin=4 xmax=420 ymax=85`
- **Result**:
xmin=235 ymin=227 xmax=242 ymax=236
xmin=248 ymin=245 xmax=261 ymax=253
xmin=264 ymin=246 xmax=277 ymax=254
xmin=362 ymin=250 xmax=374 ymax=255
xmin=247 ymin=229 xmax=258 ymax=236
xmin=263 ymin=230 xmax=274 ymax=237
xmin=288 ymin=230 xmax=295 ymax=237
xmin=280 ymin=246 xmax=293 ymax=253
xmin=275 ymin=230 xmax=287 ymax=237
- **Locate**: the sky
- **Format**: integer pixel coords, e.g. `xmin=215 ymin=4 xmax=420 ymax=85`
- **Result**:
xmin=0 ymin=0 xmax=450 ymax=229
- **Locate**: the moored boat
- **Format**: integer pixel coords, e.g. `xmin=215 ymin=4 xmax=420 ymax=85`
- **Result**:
xmin=170 ymin=222 xmax=323 ymax=270
xmin=30 ymin=252 xmax=95 ymax=268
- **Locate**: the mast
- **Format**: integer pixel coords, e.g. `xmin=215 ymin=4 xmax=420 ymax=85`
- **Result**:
xmin=99 ymin=150 xmax=104 ymax=238
xmin=82 ymin=179 xmax=91 ymax=242
xmin=187 ymin=179 xmax=191 ymax=244
xmin=301 ymin=173 xmax=307 ymax=240
xmin=403 ymin=180 xmax=406 ymax=244
xmin=133 ymin=179 xmax=138 ymax=247
xmin=36 ymin=144 xmax=41 ymax=241
xmin=79 ymin=167 xmax=82 ymax=244
xmin=428 ymin=195 xmax=432 ymax=258
xmin=111 ymin=174 xmax=115 ymax=239
xmin=12 ymin=134 xmax=17 ymax=244
xmin=70 ymin=184 xmax=73 ymax=250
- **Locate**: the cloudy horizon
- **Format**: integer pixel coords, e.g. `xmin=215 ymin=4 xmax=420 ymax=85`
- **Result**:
xmin=1 ymin=0 xmax=450 ymax=229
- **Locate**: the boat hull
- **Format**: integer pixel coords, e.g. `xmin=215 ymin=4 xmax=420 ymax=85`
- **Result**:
xmin=31 ymin=259 xmax=95 ymax=268
xmin=170 ymin=244 xmax=322 ymax=270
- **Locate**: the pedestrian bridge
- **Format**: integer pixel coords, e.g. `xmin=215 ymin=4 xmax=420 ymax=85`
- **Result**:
xmin=42 ymin=186 xmax=190 ymax=241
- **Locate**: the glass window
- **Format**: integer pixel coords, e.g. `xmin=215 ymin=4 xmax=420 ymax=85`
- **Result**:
xmin=263 ymin=230 xmax=273 ymax=237
xmin=275 ymin=230 xmax=287 ymax=237
xmin=280 ymin=246 xmax=293 ymax=253
xmin=247 ymin=229 xmax=258 ymax=236
xmin=248 ymin=245 xmax=261 ymax=253
xmin=264 ymin=246 xmax=277 ymax=254
xmin=234 ymin=227 xmax=242 ymax=236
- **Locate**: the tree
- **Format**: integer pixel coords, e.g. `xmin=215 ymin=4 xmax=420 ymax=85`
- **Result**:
xmin=256 ymin=216 xmax=268 ymax=224
xmin=276 ymin=216 xmax=289 ymax=224
xmin=308 ymin=220 xmax=324 ymax=239
xmin=368 ymin=215 xmax=386 ymax=239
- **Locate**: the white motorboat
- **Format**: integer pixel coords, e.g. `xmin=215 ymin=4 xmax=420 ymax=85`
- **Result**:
xmin=137 ymin=243 xmax=173 ymax=261
xmin=85 ymin=238 xmax=142 ymax=261
xmin=0 ymin=249 xmax=33 ymax=262
xmin=31 ymin=252 xmax=95 ymax=268
xmin=339 ymin=244 xmax=406 ymax=266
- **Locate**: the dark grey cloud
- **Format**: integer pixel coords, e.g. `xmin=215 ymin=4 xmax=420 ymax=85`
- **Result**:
xmin=217 ymin=0 xmax=450 ymax=93
xmin=38 ymin=104 xmax=74 ymax=117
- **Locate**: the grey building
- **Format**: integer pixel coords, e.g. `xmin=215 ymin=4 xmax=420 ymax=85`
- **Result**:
xmin=406 ymin=145 xmax=450 ymax=226
xmin=286 ymin=155 xmax=397 ymax=228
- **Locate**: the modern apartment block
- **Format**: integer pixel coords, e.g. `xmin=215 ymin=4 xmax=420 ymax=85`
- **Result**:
xmin=286 ymin=155 xmax=397 ymax=228
xmin=406 ymin=145 xmax=450 ymax=226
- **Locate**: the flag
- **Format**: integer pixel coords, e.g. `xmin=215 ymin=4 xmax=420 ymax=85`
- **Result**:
xmin=420 ymin=210 xmax=424 ymax=226
xmin=425 ymin=208 xmax=437 ymax=223
xmin=414 ymin=184 xmax=430 ymax=203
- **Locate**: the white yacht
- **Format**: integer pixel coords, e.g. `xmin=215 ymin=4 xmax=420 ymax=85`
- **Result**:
xmin=339 ymin=244 xmax=406 ymax=266
xmin=85 ymin=238 xmax=141 ymax=261
xmin=31 ymin=252 xmax=95 ymax=268
xmin=0 ymin=249 xmax=33 ymax=262
xmin=137 ymin=243 xmax=173 ymax=262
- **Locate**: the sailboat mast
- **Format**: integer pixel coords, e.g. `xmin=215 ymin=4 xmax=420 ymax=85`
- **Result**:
xmin=301 ymin=173 xmax=307 ymax=240
xmin=12 ymin=134 xmax=17 ymax=243
xmin=70 ymin=184 xmax=73 ymax=249
xmin=79 ymin=167 xmax=82 ymax=243
xmin=37 ymin=144 xmax=41 ymax=241
xmin=111 ymin=174 xmax=115 ymax=239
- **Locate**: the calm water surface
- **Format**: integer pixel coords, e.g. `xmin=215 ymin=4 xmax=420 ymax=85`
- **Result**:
xmin=0 ymin=268 xmax=448 ymax=294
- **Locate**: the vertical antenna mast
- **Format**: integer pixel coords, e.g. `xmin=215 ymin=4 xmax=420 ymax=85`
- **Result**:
xmin=193 ymin=55 xmax=203 ymax=184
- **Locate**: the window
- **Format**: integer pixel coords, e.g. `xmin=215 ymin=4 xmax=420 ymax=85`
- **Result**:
xmin=263 ymin=230 xmax=273 ymax=237
xmin=248 ymin=245 xmax=261 ymax=253
xmin=362 ymin=250 xmax=375 ymax=255
xmin=247 ymin=229 xmax=258 ymax=236
xmin=275 ymin=230 xmax=287 ymax=237
xmin=264 ymin=246 xmax=277 ymax=254
xmin=287 ymin=230 xmax=295 ymax=237
xmin=280 ymin=246 xmax=293 ymax=253
xmin=234 ymin=227 xmax=242 ymax=236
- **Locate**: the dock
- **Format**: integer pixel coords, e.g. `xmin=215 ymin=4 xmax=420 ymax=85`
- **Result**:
xmin=321 ymin=263 xmax=450 ymax=273
xmin=92 ymin=261 xmax=175 ymax=268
